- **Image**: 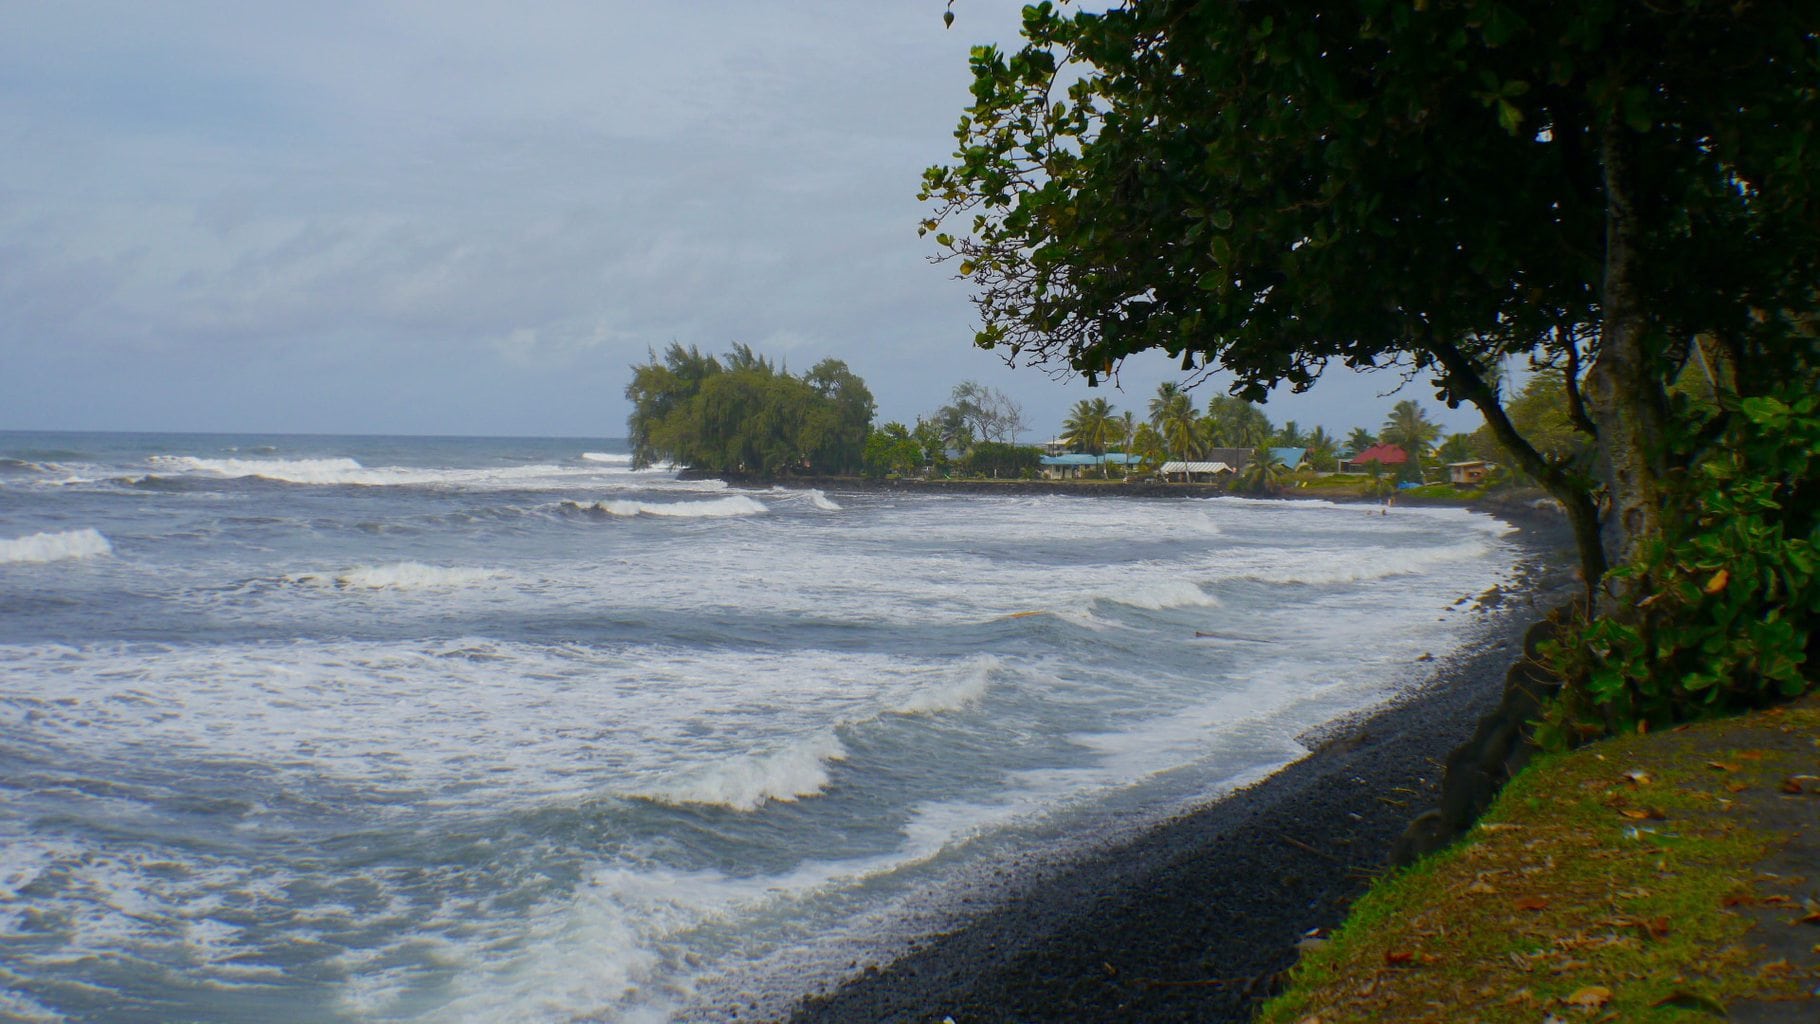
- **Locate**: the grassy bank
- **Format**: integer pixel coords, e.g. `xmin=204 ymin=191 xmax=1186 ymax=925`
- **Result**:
xmin=1259 ymin=694 xmax=1820 ymax=1023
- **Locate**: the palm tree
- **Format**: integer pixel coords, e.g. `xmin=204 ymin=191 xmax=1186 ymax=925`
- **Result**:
xmin=1273 ymin=419 xmax=1306 ymax=447
xmin=1435 ymin=432 xmax=1475 ymax=464
xmin=1304 ymin=426 xmax=1339 ymax=471
xmin=1204 ymin=395 xmax=1272 ymax=448
xmin=1148 ymin=383 xmax=1198 ymax=459
xmin=1234 ymin=444 xmax=1287 ymax=494
xmin=1345 ymin=427 xmax=1378 ymax=456
xmin=1380 ymin=400 xmax=1442 ymax=456
xmin=1148 ymin=382 xmax=1186 ymax=426
xmin=1131 ymin=422 xmax=1167 ymax=469
xmin=1062 ymin=397 xmax=1117 ymax=456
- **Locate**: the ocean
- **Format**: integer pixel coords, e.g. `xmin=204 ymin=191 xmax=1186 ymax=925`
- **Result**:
xmin=0 ymin=431 xmax=1520 ymax=1022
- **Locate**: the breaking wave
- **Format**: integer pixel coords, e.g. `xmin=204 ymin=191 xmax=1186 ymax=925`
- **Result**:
xmin=635 ymin=733 xmax=849 ymax=811
xmin=580 ymin=452 xmax=633 ymax=465
xmin=0 ymin=528 xmax=112 ymax=565
xmin=1099 ymin=578 xmax=1220 ymax=610
xmin=150 ymin=455 xmax=369 ymax=485
xmin=282 ymin=563 xmax=506 ymax=591
xmin=1235 ymin=541 xmax=1494 ymax=586
xmin=568 ymin=496 xmax=769 ymax=519
xmin=888 ymin=656 xmax=995 ymax=716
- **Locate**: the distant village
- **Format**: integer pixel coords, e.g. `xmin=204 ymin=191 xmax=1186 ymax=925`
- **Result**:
xmin=626 ymin=347 xmax=1575 ymax=492
xmin=864 ymin=379 xmax=1532 ymax=496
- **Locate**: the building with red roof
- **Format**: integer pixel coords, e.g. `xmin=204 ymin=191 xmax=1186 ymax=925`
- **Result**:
xmin=1341 ymin=442 xmax=1410 ymax=473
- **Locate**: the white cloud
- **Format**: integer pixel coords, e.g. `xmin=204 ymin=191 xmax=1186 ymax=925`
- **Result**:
xmin=0 ymin=2 xmax=1481 ymax=439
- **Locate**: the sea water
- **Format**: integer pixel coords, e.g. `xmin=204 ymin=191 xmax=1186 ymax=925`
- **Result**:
xmin=0 ymin=431 xmax=1520 ymax=1022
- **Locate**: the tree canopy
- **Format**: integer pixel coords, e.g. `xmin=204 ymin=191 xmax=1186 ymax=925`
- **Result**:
xmin=924 ymin=0 xmax=1819 ymax=586
xmin=626 ymin=344 xmax=875 ymax=476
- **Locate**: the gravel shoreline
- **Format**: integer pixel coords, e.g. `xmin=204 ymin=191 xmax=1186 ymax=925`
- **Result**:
xmin=781 ymin=515 xmax=1579 ymax=1024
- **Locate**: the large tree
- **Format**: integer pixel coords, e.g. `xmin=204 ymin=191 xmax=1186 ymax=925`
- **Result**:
xmin=923 ymin=0 xmax=1819 ymax=591
xmin=938 ymin=380 xmax=1030 ymax=444
xmin=626 ymin=344 xmax=875 ymax=476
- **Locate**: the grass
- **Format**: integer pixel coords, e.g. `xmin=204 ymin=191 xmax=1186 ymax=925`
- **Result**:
xmin=1257 ymin=698 xmax=1819 ymax=1023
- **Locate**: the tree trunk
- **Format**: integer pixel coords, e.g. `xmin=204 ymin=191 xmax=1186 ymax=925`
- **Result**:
xmin=1427 ymin=339 xmax=1607 ymax=597
xmin=1582 ymin=115 xmax=1671 ymax=578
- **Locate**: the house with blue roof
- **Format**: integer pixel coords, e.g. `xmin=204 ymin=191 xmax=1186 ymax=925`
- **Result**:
xmin=1038 ymin=452 xmax=1148 ymax=479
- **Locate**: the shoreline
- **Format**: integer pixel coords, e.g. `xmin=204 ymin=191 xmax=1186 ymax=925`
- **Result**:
xmin=775 ymin=509 xmax=1578 ymax=1024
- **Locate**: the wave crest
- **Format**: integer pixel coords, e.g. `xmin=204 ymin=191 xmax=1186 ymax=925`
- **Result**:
xmin=0 ymin=528 xmax=112 ymax=565
xmin=1100 ymin=579 xmax=1220 ymax=610
xmin=281 ymin=563 xmax=505 ymax=591
xmin=889 ymin=656 xmax=995 ymax=716
xmin=636 ymin=733 xmax=847 ymax=811
xmin=149 ymin=455 xmax=369 ymax=485
xmin=1239 ymin=541 xmax=1492 ymax=586
xmin=571 ymin=496 xmax=769 ymax=519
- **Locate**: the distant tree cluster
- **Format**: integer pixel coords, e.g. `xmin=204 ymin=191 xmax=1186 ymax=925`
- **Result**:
xmin=625 ymin=344 xmax=875 ymax=476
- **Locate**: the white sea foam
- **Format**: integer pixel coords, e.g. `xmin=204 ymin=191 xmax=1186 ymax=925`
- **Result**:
xmin=580 ymin=451 xmax=634 ymax=465
xmin=141 ymin=453 xmax=708 ymax=493
xmin=589 ymin=495 xmax=769 ymax=519
xmin=803 ymin=489 xmax=843 ymax=511
xmin=0 ymin=528 xmax=111 ymax=565
xmin=1099 ymin=578 xmax=1220 ymax=610
xmin=1233 ymin=540 xmax=1492 ymax=586
xmin=636 ymin=732 xmax=849 ymax=811
xmin=888 ymin=657 xmax=994 ymax=716
xmin=329 ymin=563 xmax=505 ymax=591
xmin=151 ymin=455 xmax=368 ymax=485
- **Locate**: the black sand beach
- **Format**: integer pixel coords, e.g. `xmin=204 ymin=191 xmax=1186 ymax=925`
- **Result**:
xmin=780 ymin=514 xmax=1579 ymax=1024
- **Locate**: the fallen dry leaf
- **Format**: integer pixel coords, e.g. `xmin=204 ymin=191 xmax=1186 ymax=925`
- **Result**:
xmin=1565 ymin=984 xmax=1612 ymax=1009
xmin=1707 ymin=761 xmax=1741 ymax=773
xmin=1514 ymin=896 xmax=1551 ymax=911
xmin=1779 ymin=777 xmax=1805 ymax=795
xmin=1736 ymin=750 xmax=1766 ymax=761
xmin=1726 ymin=781 xmax=1750 ymax=793
xmin=1384 ymin=950 xmax=1415 ymax=966
xmin=1703 ymin=569 xmax=1729 ymax=594
xmin=1621 ymin=769 xmax=1652 ymax=785
xmin=1619 ymin=807 xmax=1666 ymax=820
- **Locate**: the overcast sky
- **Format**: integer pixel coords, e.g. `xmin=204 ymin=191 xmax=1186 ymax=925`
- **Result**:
xmin=1 ymin=2 xmax=1482 ymax=441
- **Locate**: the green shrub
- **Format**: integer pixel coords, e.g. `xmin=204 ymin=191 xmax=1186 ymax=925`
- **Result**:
xmin=1538 ymin=386 xmax=1819 ymax=744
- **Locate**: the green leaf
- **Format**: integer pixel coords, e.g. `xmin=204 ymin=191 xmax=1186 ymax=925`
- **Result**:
xmin=1497 ymin=98 xmax=1524 ymax=135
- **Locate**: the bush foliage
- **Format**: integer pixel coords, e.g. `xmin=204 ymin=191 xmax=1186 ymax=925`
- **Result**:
xmin=1538 ymin=384 xmax=1820 ymax=744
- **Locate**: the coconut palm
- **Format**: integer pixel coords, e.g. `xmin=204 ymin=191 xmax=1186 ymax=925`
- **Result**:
xmin=1204 ymin=395 xmax=1272 ymax=448
xmin=1148 ymin=382 xmax=1186 ymax=426
xmin=1147 ymin=384 xmax=1198 ymax=459
xmin=1304 ymin=425 xmax=1339 ymax=470
xmin=1131 ymin=423 xmax=1167 ymax=468
xmin=1380 ymin=400 xmax=1442 ymax=456
xmin=1273 ymin=419 xmax=1306 ymax=447
xmin=1233 ymin=444 xmax=1287 ymax=494
xmin=1344 ymin=427 xmax=1378 ymax=456
xmin=1062 ymin=397 xmax=1117 ymax=456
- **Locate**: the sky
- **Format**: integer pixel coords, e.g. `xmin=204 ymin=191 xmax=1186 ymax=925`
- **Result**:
xmin=0 ymin=2 xmax=1483 ymax=441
